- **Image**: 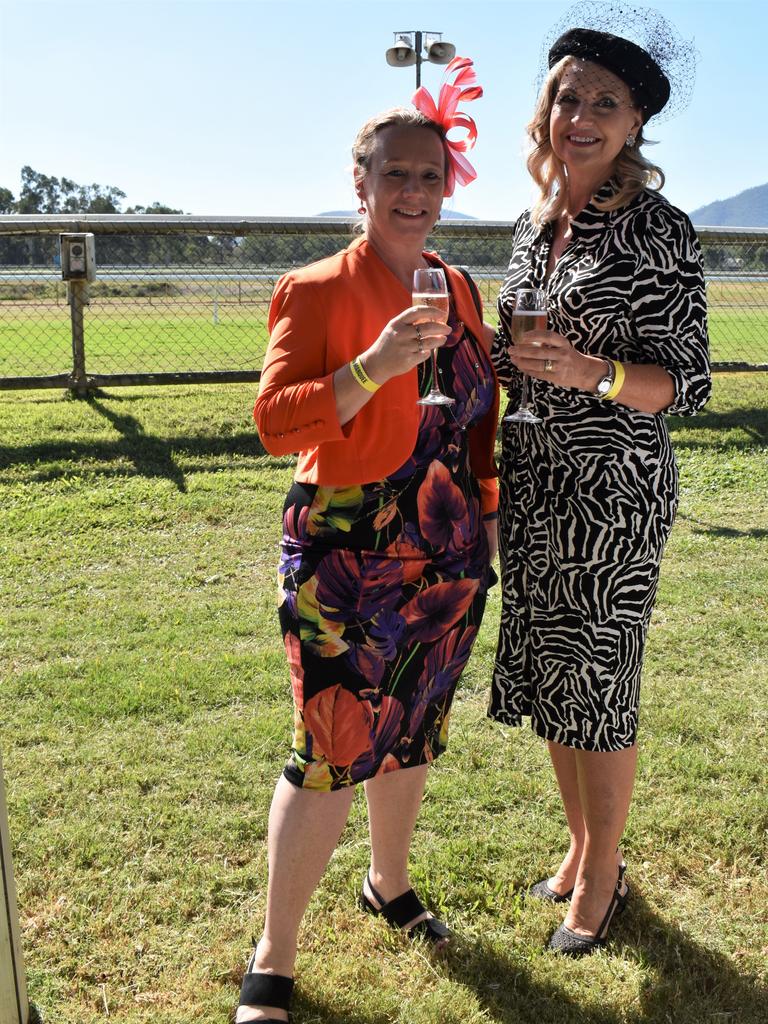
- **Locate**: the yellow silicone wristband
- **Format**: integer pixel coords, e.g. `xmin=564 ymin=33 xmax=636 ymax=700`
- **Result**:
xmin=603 ymin=360 xmax=626 ymax=400
xmin=349 ymin=356 xmax=380 ymax=394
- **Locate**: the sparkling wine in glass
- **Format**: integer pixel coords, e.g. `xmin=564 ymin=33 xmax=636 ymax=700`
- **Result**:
xmin=503 ymin=287 xmax=547 ymax=424
xmin=413 ymin=267 xmax=454 ymax=407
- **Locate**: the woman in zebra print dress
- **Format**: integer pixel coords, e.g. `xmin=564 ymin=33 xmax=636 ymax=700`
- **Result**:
xmin=489 ymin=24 xmax=711 ymax=955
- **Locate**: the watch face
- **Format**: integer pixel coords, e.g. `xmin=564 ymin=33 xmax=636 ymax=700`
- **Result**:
xmin=596 ymin=360 xmax=615 ymax=396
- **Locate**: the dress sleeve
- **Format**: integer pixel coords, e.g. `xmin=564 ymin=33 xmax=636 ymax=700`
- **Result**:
xmin=253 ymin=274 xmax=348 ymax=455
xmin=630 ymin=205 xmax=712 ymax=417
xmin=477 ymin=478 xmax=499 ymax=517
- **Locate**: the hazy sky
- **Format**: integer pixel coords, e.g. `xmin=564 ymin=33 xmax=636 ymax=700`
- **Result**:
xmin=0 ymin=0 xmax=765 ymax=221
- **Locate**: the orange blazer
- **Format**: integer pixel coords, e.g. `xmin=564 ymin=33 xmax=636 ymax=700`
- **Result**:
xmin=254 ymin=237 xmax=499 ymax=513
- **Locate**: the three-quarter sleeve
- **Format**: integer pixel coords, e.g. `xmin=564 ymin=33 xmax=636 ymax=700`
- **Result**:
xmin=630 ymin=205 xmax=712 ymax=416
xmin=254 ymin=274 xmax=348 ymax=455
xmin=477 ymin=477 xmax=499 ymax=516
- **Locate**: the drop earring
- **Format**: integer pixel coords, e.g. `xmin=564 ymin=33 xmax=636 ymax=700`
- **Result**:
xmin=358 ymin=203 xmax=366 ymax=215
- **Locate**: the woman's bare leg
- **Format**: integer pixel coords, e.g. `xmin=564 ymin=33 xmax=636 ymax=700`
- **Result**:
xmin=564 ymin=745 xmax=637 ymax=936
xmin=546 ymin=740 xmax=587 ymax=894
xmin=363 ymin=764 xmax=432 ymax=930
xmin=236 ymin=774 xmax=356 ymax=1023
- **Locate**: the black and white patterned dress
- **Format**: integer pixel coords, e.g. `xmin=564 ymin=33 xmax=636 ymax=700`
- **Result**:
xmin=489 ymin=183 xmax=711 ymax=751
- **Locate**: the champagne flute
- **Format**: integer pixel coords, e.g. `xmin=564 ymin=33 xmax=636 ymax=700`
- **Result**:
xmin=412 ymin=267 xmax=455 ymax=407
xmin=503 ymin=287 xmax=546 ymax=424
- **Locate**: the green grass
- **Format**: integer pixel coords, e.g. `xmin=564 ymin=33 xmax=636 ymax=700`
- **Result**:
xmin=1 ymin=375 xmax=767 ymax=1024
xmin=0 ymin=300 xmax=269 ymax=376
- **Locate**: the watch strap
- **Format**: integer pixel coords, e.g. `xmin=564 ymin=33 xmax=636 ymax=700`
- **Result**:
xmin=601 ymin=359 xmax=626 ymax=401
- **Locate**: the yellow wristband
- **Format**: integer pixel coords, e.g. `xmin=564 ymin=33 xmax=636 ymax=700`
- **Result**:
xmin=603 ymin=359 xmax=626 ymax=400
xmin=349 ymin=356 xmax=380 ymax=394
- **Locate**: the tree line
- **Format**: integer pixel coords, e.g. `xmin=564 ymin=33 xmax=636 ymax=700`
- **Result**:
xmin=2 ymin=166 xmax=764 ymax=274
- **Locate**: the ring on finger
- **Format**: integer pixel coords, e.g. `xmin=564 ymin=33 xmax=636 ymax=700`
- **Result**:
xmin=543 ymin=358 xmax=554 ymax=372
xmin=415 ymin=325 xmax=424 ymax=353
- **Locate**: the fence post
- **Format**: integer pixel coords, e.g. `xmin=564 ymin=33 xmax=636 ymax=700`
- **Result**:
xmin=0 ymin=750 xmax=29 ymax=1024
xmin=68 ymin=281 xmax=89 ymax=396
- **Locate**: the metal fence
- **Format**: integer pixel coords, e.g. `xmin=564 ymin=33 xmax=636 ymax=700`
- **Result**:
xmin=0 ymin=215 xmax=766 ymax=392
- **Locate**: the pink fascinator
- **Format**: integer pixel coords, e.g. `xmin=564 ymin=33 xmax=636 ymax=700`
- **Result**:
xmin=412 ymin=56 xmax=483 ymax=197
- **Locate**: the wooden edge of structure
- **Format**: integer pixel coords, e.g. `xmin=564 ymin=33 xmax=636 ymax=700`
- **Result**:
xmin=0 ymin=750 xmax=29 ymax=1024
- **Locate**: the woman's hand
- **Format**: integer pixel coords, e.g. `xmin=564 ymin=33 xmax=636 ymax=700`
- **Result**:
xmin=508 ymin=328 xmax=676 ymax=412
xmin=507 ymin=328 xmax=605 ymax=392
xmin=333 ymin=305 xmax=451 ymax=427
xmin=364 ymin=305 xmax=451 ymax=385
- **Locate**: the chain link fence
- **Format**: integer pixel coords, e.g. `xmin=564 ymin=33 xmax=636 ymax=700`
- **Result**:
xmin=1 ymin=215 xmax=766 ymax=391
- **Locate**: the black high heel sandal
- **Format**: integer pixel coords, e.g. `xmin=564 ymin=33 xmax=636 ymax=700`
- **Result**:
xmin=529 ymin=877 xmax=574 ymax=903
xmin=360 ymin=871 xmax=451 ymax=946
xmin=236 ymin=946 xmax=294 ymax=1024
xmin=548 ymin=863 xmax=629 ymax=957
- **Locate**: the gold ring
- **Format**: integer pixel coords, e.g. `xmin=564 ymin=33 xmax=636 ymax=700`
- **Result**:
xmin=544 ymin=358 xmax=554 ymax=372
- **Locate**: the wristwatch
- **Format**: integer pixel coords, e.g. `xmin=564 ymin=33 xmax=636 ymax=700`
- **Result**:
xmin=594 ymin=359 xmax=616 ymax=397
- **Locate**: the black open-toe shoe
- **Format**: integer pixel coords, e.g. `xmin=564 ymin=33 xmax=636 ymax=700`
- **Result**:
xmin=237 ymin=947 xmax=294 ymax=1024
xmin=548 ymin=862 xmax=629 ymax=957
xmin=528 ymin=878 xmax=574 ymax=903
xmin=360 ymin=871 xmax=451 ymax=946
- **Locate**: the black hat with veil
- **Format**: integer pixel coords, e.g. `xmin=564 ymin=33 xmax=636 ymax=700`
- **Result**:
xmin=538 ymin=1 xmax=698 ymax=123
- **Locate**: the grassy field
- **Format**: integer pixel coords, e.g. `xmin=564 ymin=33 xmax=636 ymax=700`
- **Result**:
xmin=1 ymin=375 xmax=767 ymax=1024
xmin=0 ymin=276 xmax=767 ymax=378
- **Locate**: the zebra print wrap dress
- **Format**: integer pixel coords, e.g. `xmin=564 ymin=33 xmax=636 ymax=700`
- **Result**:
xmin=489 ymin=183 xmax=711 ymax=751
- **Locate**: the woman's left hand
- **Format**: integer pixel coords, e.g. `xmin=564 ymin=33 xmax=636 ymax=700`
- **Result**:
xmin=508 ymin=328 xmax=603 ymax=392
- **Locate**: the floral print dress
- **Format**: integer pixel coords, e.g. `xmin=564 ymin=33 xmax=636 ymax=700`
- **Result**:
xmin=278 ymin=304 xmax=495 ymax=790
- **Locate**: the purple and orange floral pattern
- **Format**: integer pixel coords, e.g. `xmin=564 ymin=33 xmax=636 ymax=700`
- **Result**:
xmin=278 ymin=303 xmax=495 ymax=790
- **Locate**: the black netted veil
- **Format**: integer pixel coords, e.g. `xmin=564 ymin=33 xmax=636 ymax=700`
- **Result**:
xmin=537 ymin=1 xmax=698 ymax=123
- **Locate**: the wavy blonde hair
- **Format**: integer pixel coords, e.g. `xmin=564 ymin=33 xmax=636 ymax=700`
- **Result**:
xmin=528 ymin=57 xmax=665 ymax=227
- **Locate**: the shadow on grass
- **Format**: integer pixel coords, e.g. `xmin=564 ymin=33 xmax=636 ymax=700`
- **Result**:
xmin=0 ymin=400 xmax=291 ymax=486
xmin=676 ymin=512 xmax=768 ymax=540
xmin=443 ymin=889 xmax=765 ymax=1024
xmin=669 ymin=405 xmax=768 ymax=446
xmin=291 ymin=889 xmax=767 ymax=1024
xmin=87 ymin=397 xmax=190 ymax=492
xmin=620 ymin=889 xmax=766 ymax=1022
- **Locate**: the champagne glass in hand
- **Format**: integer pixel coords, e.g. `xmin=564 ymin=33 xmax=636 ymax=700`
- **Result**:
xmin=413 ymin=267 xmax=454 ymax=407
xmin=503 ymin=287 xmax=546 ymax=424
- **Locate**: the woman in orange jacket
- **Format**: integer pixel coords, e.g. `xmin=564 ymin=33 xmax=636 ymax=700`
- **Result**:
xmin=236 ymin=62 xmax=499 ymax=1024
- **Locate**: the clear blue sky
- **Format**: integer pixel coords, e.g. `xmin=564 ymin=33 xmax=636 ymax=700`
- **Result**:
xmin=0 ymin=0 xmax=765 ymax=220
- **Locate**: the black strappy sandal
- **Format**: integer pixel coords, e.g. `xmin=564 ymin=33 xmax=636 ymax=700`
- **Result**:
xmin=529 ymin=877 xmax=574 ymax=903
xmin=237 ymin=947 xmax=294 ymax=1024
xmin=360 ymin=872 xmax=451 ymax=946
xmin=548 ymin=863 xmax=629 ymax=957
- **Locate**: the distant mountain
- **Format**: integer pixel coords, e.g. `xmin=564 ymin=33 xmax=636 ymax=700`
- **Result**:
xmin=689 ymin=183 xmax=768 ymax=227
xmin=317 ymin=209 xmax=477 ymax=220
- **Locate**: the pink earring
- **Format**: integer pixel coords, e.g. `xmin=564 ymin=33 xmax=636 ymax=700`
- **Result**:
xmin=358 ymin=203 xmax=366 ymax=215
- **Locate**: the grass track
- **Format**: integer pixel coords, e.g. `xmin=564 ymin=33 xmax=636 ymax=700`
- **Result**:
xmin=0 ymin=374 xmax=766 ymax=1023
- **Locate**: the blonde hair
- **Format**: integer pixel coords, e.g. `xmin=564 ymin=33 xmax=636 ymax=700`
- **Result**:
xmin=352 ymin=107 xmax=445 ymax=178
xmin=527 ymin=57 xmax=665 ymax=227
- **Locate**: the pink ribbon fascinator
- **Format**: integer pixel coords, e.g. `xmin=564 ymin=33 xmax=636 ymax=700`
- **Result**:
xmin=412 ymin=56 xmax=483 ymax=197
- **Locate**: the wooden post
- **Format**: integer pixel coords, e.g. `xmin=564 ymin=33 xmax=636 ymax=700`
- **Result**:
xmin=0 ymin=750 xmax=29 ymax=1024
xmin=68 ymin=280 xmax=89 ymax=397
